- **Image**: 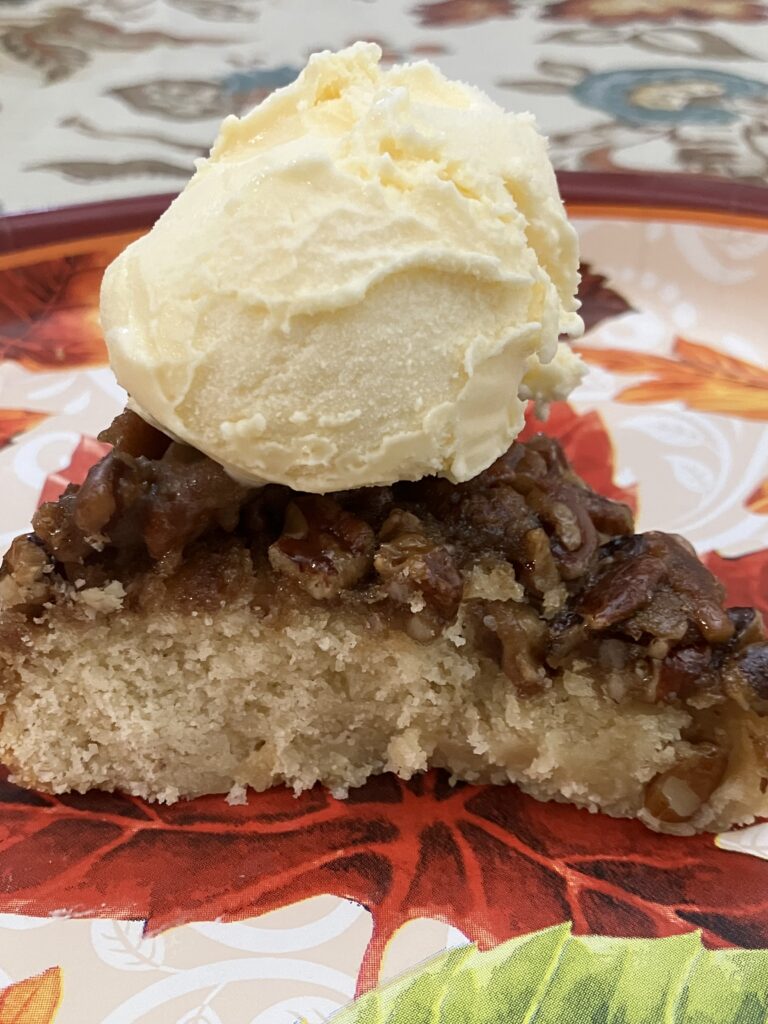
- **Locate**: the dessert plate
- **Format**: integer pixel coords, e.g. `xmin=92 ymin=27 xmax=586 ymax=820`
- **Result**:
xmin=0 ymin=172 xmax=767 ymax=1023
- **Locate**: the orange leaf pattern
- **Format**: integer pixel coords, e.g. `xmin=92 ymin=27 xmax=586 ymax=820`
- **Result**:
xmin=0 ymin=253 xmax=117 ymax=371
xmin=0 ymin=967 xmax=62 ymax=1024
xmin=705 ymin=549 xmax=768 ymax=618
xmin=747 ymin=478 xmax=768 ymax=515
xmin=578 ymin=336 xmax=768 ymax=421
xmin=0 ymin=411 xmax=47 ymax=450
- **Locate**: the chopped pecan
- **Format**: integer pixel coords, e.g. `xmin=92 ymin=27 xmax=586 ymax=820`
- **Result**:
xmin=577 ymin=533 xmax=733 ymax=645
xmin=727 ymin=607 xmax=764 ymax=648
xmin=723 ymin=641 xmax=768 ymax=715
xmin=0 ymin=534 xmax=53 ymax=609
xmin=539 ymin=492 xmax=582 ymax=552
xmin=447 ymin=486 xmax=538 ymax=562
xmin=580 ymin=488 xmax=634 ymax=537
xmin=141 ymin=450 xmax=249 ymax=560
xmin=525 ymin=482 xmax=599 ymax=581
xmin=488 ymin=435 xmax=631 ymax=574
xmin=546 ymin=610 xmax=588 ymax=666
xmin=240 ymin=485 xmax=291 ymax=544
xmin=374 ymin=509 xmax=462 ymax=642
xmin=34 ymin=446 xmax=251 ymax=566
xmin=470 ymin=599 xmax=548 ymax=694
xmin=738 ymin=642 xmax=768 ymax=701
xmin=657 ymin=644 xmax=716 ymax=703
xmin=411 ymin=435 xmax=630 ymax=597
xmin=269 ymin=496 xmax=374 ymax=599
xmin=657 ymin=533 xmax=733 ymax=644
xmin=517 ymin=526 xmax=562 ymax=598
xmin=521 ymin=434 xmax=571 ymax=476
xmin=626 ymin=587 xmax=693 ymax=643
xmin=331 ymin=486 xmax=395 ymax=532
xmin=643 ymin=744 xmax=727 ymax=824
xmin=578 ymin=535 xmax=665 ymax=630
xmin=73 ymin=453 xmax=124 ymax=535
xmin=98 ymin=408 xmax=170 ymax=460
xmin=33 ymin=488 xmax=95 ymax=565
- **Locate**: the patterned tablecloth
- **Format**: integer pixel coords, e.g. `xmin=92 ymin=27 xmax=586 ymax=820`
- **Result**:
xmin=2 ymin=0 xmax=768 ymax=215
xmin=2 ymin=4 xmax=768 ymax=1024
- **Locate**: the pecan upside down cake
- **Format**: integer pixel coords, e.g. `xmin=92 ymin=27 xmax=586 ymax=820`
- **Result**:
xmin=1 ymin=44 xmax=766 ymax=834
xmin=0 ymin=408 xmax=766 ymax=834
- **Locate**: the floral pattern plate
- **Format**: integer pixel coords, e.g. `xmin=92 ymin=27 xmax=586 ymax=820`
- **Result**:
xmin=0 ymin=172 xmax=767 ymax=1023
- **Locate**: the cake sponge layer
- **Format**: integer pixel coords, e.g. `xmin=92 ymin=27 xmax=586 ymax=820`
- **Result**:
xmin=2 ymin=593 xmax=764 ymax=834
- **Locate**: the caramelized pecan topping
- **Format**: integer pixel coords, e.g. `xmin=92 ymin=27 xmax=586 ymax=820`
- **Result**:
xmin=405 ymin=434 xmax=632 ymax=589
xmin=98 ymin=408 xmax=170 ymax=460
xmin=374 ymin=509 xmax=462 ymax=642
xmin=0 ymin=534 xmax=52 ymax=609
xmin=578 ymin=532 xmax=733 ymax=645
xmin=33 ymin=446 xmax=249 ymax=566
xmin=470 ymin=599 xmax=548 ymax=694
xmin=268 ymin=496 xmax=374 ymax=599
xmin=724 ymin=641 xmax=768 ymax=715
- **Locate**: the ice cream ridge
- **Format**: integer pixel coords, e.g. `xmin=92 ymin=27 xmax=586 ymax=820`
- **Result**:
xmin=101 ymin=42 xmax=584 ymax=492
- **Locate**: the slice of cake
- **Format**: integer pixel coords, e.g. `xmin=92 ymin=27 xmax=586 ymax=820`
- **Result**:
xmin=0 ymin=409 xmax=765 ymax=834
xmin=1 ymin=43 xmax=765 ymax=835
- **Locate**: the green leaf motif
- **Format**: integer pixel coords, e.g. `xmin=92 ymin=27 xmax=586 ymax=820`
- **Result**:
xmin=330 ymin=926 xmax=768 ymax=1024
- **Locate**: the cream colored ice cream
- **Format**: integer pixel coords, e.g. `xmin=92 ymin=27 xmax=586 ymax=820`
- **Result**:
xmin=101 ymin=42 xmax=583 ymax=492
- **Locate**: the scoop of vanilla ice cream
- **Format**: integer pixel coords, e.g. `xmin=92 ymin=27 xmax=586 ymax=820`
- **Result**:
xmin=101 ymin=42 xmax=583 ymax=492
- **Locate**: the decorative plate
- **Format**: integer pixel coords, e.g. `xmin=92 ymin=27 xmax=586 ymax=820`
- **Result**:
xmin=0 ymin=173 xmax=767 ymax=1024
